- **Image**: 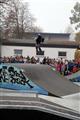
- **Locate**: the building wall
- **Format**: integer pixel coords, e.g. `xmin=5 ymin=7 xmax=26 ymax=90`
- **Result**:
xmin=43 ymin=47 xmax=76 ymax=60
xmin=2 ymin=45 xmax=76 ymax=60
xmin=2 ymin=46 xmax=36 ymax=57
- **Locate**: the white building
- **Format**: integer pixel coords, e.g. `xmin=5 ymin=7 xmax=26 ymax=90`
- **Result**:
xmin=1 ymin=32 xmax=78 ymax=60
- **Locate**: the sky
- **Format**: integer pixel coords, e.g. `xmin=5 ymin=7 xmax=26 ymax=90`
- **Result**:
xmin=22 ymin=0 xmax=80 ymax=33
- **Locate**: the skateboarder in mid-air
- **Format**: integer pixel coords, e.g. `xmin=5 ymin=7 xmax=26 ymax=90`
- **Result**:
xmin=35 ymin=34 xmax=44 ymax=54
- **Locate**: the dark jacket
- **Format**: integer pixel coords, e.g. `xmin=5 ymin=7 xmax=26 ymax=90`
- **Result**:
xmin=36 ymin=35 xmax=42 ymax=44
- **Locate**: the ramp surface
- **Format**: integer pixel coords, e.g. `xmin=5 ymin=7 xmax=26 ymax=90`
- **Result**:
xmin=8 ymin=64 xmax=80 ymax=97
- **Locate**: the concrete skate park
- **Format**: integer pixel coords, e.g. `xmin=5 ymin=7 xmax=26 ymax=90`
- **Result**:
xmin=0 ymin=63 xmax=80 ymax=120
xmin=0 ymin=33 xmax=80 ymax=119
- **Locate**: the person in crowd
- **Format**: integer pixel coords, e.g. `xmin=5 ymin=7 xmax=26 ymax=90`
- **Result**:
xmin=0 ymin=55 xmax=80 ymax=75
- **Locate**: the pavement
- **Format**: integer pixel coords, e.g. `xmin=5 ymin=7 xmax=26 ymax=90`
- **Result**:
xmin=0 ymin=88 xmax=80 ymax=120
xmin=39 ymin=93 xmax=80 ymax=114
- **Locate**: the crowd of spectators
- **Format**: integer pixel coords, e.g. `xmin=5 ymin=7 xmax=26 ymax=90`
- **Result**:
xmin=0 ymin=56 xmax=80 ymax=76
xmin=42 ymin=57 xmax=80 ymax=76
xmin=0 ymin=56 xmax=37 ymax=64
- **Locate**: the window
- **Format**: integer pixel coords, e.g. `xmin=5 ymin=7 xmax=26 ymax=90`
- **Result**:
xmin=58 ymin=51 xmax=66 ymax=58
xmin=14 ymin=49 xmax=22 ymax=56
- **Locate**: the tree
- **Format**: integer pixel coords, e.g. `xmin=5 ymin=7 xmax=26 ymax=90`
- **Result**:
xmin=74 ymin=32 xmax=80 ymax=61
xmin=70 ymin=2 xmax=80 ymax=43
xmin=1 ymin=0 xmax=42 ymax=39
xmin=74 ymin=49 xmax=80 ymax=61
xmin=70 ymin=2 xmax=80 ymax=30
xmin=70 ymin=2 xmax=80 ymax=61
xmin=0 ymin=0 xmax=11 ymax=6
xmin=0 ymin=0 xmax=12 ymax=38
xmin=75 ymin=32 xmax=80 ymax=43
xmin=0 ymin=0 xmax=10 ymax=4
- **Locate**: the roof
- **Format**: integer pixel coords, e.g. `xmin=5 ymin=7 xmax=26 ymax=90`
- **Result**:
xmin=23 ymin=32 xmax=70 ymax=42
xmin=2 ymin=32 xmax=70 ymax=43
xmin=24 ymin=32 xmax=70 ymax=38
xmin=1 ymin=32 xmax=79 ymax=48
xmin=2 ymin=38 xmax=78 ymax=48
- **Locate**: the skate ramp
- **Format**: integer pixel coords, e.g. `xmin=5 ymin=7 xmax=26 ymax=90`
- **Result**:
xmin=8 ymin=64 xmax=80 ymax=97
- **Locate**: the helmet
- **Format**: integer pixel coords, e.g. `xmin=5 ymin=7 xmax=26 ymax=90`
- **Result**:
xmin=38 ymin=34 xmax=41 ymax=36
